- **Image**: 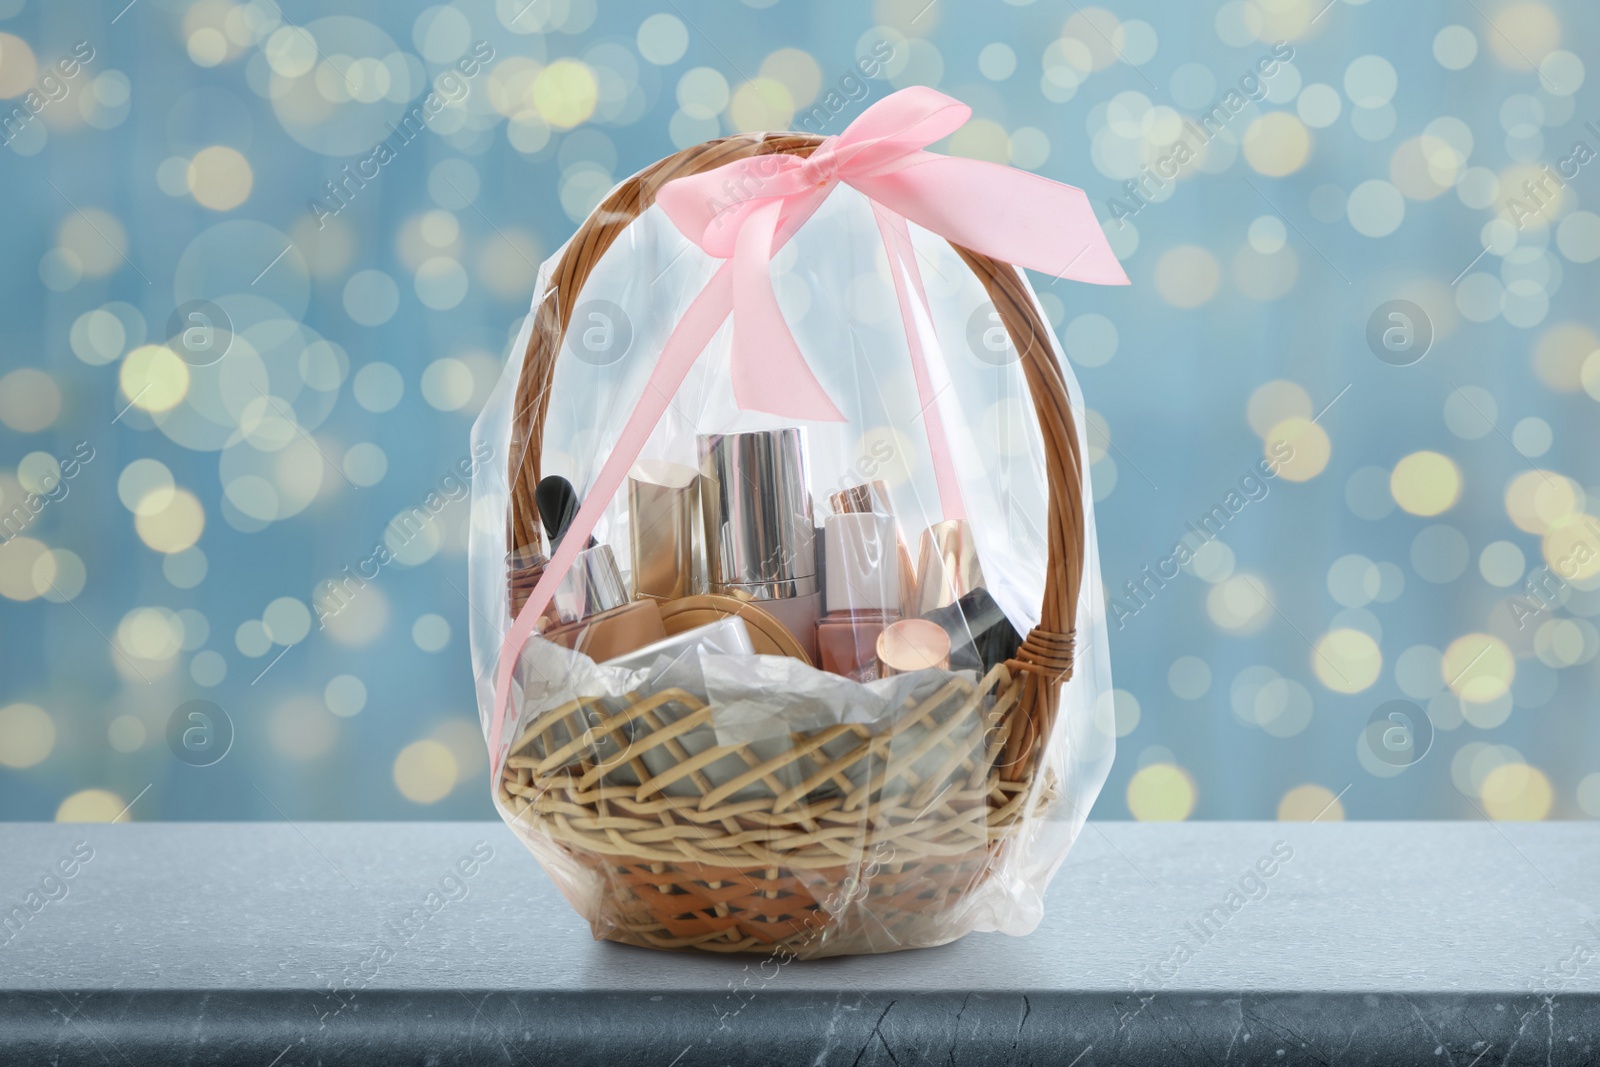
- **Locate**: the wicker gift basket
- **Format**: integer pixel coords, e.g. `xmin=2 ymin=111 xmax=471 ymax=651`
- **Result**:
xmin=475 ymin=88 xmax=1124 ymax=958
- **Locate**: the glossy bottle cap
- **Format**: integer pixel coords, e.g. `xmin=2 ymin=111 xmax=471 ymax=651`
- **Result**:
xmin=535 ymin=475 xmax=580 ymax=554
xmin=699 ymin=428 xmax=817 ymax=599
xmin=876 ymin=618 xmax=952 ymax=676
xmin=628 ymin=459 xmax=701 ymax=601
xmin=824 ymin=513 xmax=900 ymax=613
xmin=829 ymin=479 xmax=893 ymax=517
xmin=914 ymin=519 xmax=985 ymax=615
xmin=549 ymin=544 xmax=628 ymax=625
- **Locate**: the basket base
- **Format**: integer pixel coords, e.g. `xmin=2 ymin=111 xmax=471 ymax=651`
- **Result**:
xmin=496 ymin=663 xmax=1060 ymax=958
xmin=574 ymin=848 xmax=1001 ymax=959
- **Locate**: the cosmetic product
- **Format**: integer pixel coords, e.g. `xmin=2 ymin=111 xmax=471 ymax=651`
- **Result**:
xmin=699 ymin=428 xmax=821 ymax=662
xmin=830 ymin=479 xmax=919 ymax=615
xmin=814 ymin=523 xmax=827 ymax=607
xmin=535 ymin=475 xmax=580 ymax=554
xmin=627 ymin=460 xmax=702 ymax=602
xmin=913 ymin=519 xmax=985 ymax=615
xmin=601 ymin=616 xmax=762 ymax=798
xmin=920 ymin=587 xmax=1022 ymax=675
xmin=600 ymin=615 xmax=754 ymax=673
xmin=658 ymin=594 xmax=812 ymax=665
xmin=875 ymin=618 xmax=952 ymax=677
xmin=508 ymin=474 xmax=586 ymax=619
xmin=542 ymin=543 xmax=667 ymax=662
xmin=815 ymin=512 xmax=902 ymax=682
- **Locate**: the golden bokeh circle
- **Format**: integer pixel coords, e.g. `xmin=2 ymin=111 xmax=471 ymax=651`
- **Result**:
xmin=393 ymin=739 xmax=459 ymax=803
xmin=1390 ymin=451 xmax=1461 ymax=516
xmin=1312 ymin=628 xmax=1382 ymax=693
xmin=1266 ymin=417 xmax=1330 ymax=482
xmin=134 ymin=488 xmax=206 ymax=553
xmin=188 ymin=146 xmax=255 ymax=211
xmin=1243 ymin=112 xmax=1312 ymax=177
xmin=1504 ymin=470 xmax=1581 ymax=534
xmin=1443 ymin=632 xmax=1515 ymax=704
xmin=120 ymin=345 xmax=192 ymax=413
xmin=55 ymin=789 xmax=128 ymax=823
xmin=1127 ymin=763 xmax=1197 ymax=821
xmin=1479 ymin=762 xmax=1553 ymax=820
xmin=533 ymin=59 xmax=597 ymax=128
xmin=1277 ymin=783 xmax=1345 ymax=822
xmin=0 ymin=703 xmax=55 ymax=768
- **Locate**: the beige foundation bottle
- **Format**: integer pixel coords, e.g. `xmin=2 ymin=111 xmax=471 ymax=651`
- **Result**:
xmin=815 ymin=512 xmax=902 ymax=682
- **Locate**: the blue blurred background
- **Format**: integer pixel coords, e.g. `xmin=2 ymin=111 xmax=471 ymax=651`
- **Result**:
xmin=1 ymin=0 xmax=1596 ymax=823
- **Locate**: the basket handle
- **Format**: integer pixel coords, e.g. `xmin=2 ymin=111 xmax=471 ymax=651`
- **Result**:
xmin=505 ymin=133 xmax=1085 ymax=782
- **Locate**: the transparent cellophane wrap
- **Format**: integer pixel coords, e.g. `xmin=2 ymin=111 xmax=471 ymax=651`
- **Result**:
xmin=469 ymin=180 xmax=1114 ymax=958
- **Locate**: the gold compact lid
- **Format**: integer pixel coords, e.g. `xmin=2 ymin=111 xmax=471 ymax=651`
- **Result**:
xmin=658 ymin=595 xmax=812 ymax=665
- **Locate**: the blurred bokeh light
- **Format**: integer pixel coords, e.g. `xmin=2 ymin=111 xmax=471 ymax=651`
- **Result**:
xmin=1 ymin=0 xmax=1597 ymax=824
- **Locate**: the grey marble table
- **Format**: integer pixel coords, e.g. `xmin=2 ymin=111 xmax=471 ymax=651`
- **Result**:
xmin=1 ymin=820 xmax=1597 ymax=1065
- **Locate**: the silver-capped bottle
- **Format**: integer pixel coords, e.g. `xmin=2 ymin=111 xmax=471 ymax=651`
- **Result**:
xmin=698 ymin=428 xmax=821 ymax=662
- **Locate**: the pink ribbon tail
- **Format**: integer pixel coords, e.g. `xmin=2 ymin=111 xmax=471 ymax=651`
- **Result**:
xmin=854 ymin=155 xmax=1129 ymax=286
xmin=871 ymin=203 xmax=967 ymax=523
xmin=487 ymin=266 xmax=734 ymax=774
xmin=731 ymin=198 xmax=845 ymax=422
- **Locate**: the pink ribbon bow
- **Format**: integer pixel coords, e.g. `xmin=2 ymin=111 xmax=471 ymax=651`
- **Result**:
xmin=487 ymin=86 xmax=1128 ymax=770
xmin=655 ymin=85 xmax=1128 ymax=422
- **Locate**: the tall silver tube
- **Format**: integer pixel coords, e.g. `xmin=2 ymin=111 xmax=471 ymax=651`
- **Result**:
xmin=698 ymin=428 xmax=820 ymax=660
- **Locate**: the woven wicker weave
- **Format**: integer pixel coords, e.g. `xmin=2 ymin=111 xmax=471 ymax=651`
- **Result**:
xmin=497 ymin=132 xmax=1084 ymax=957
